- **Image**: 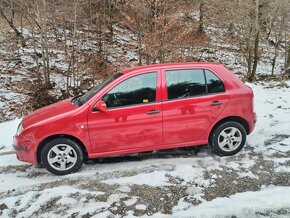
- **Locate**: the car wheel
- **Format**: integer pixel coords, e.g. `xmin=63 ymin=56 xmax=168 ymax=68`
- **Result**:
xmin=209 ymin=121 xmax=246 ymax=156
xmin=41 ymin=138 xmax=83 ymax=175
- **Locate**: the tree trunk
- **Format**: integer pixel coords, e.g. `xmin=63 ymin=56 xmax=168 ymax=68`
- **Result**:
xmin=248 ymin=30 xmax=260 ymax=82
xmin=286 ymin=43 xmax=290 ymax=69
xmin=271 ymin=56 xmax=276 ymax=76
xmin=66 ymin=0 xmax=78 ymax=97
xmin=247 ymin=0 xmax=261 ymax=82
xmin=247 ymin=54 xmax=252 ymax=78
xmin=197 ymin=0 xmax=205 ymax=36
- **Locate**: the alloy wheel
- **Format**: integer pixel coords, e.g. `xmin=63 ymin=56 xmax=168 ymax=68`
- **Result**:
xmin=47 ymin=144 xmax=78 ymax=171
xmin=217 ymin=127 xmax=242 ymax=152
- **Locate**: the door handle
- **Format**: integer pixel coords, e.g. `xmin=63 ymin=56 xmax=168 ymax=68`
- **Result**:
xmin=146 ymin=110 xmax=160 ymax=115
xmin=210 ymin=101 xmax=223 ymax=106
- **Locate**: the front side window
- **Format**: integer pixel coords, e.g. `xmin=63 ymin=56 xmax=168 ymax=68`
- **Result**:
xmin=76 ymin=73 xmax=123 ymax=106
xmin=103 ymin=72 xmax=157 ymax=108
xmin=166 ymin=69 xmax=206 ymax=99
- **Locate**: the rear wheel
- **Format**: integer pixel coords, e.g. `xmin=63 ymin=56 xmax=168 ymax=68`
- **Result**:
xmin=41 ymin=138 xmax=83 ymax=175
xmin=209 ymin=121 xmax=246 ymax=156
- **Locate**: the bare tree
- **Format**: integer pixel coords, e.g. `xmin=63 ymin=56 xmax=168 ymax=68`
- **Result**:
xmin=66 ymin=0 xmax=78 ymax=97
xmin=0 ymin=0 xmax=26 ymax=46
xmin=116 ymin=0 xmax=198 ymax=65
xmin=225 ymin=0 xmax=270 ymax=81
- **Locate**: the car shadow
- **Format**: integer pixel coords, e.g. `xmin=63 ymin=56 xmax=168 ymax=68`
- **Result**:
xmin=85 ymin=145 xmax=212 ymax=165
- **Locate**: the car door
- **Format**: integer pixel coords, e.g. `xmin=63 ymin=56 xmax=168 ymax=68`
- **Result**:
xmin=88 ymin=71 xmax=163 ymax=153
xmin=161 ymin=68 xmax=230 ymax=145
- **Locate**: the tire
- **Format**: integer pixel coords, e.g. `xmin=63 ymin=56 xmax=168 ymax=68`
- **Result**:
xmin=41 ymin=138 xmax=83 ymax=175
xmin=209 ymin=121 xmax=247 ymax=156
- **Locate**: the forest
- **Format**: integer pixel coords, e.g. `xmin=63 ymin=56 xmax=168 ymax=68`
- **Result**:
xmin=0 ymin=0 xmax=290 ymax=121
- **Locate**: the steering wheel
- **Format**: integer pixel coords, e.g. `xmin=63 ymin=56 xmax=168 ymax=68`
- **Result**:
xmin=113 ymin=93 xmax=121 ymax=106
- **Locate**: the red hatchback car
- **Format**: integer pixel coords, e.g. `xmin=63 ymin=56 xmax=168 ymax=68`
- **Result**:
xmin=14 ymin=63 xmax=256 ymax=175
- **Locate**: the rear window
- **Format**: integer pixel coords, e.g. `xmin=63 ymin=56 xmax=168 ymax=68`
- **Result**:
xmin=205 ymin=70 xmax=225 ymax=93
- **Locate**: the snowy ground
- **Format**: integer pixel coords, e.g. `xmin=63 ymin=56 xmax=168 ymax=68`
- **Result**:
xmin=0 ymin=81 xmax=290 ymax=217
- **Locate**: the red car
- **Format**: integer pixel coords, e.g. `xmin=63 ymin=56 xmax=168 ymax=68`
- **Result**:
xmin=14 ymin=63 xmax=256 ymax=175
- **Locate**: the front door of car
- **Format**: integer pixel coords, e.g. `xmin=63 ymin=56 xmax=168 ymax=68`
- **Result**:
xmin=88 ymin=71 xmax=163 ymax=153
xmin=161 ymin=68 xmax=230 ymax=145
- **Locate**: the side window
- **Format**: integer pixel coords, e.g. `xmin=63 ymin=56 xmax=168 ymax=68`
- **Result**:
xmin=103 ymin=72 xmax=157 ymax=108
xmin=205 ymin=70 xmax=225 ymax=93
xmin=166 ymin=69 xmax=206 ymax=99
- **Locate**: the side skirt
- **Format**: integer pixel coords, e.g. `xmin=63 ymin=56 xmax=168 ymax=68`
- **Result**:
xmin=87 ymin=140 xmax=208 ymax=159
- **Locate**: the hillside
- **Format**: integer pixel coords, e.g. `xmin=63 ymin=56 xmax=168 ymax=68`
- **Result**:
xmin=1 ymin=0 xmax=289 ymax=121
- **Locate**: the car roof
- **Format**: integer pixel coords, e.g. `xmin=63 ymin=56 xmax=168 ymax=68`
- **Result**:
xmin=121 ymin=62 xmax=224 ymax=74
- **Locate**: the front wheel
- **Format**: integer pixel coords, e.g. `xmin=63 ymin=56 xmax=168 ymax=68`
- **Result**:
xmin=41 ymin=138 xmax=83 ymax=175
xmin=209 ymin=121 xmax=247 ymax=156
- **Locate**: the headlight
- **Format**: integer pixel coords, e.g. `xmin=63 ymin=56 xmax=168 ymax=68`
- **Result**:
xmin=16 ymin=121 xmax=24 ymax=135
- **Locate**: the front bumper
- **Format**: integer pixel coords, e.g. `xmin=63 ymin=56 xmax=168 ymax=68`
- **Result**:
xmin=13 ymin=144 xmax=28 ymax=151
xmin=13 ymin=136 xmax=38 ymax=165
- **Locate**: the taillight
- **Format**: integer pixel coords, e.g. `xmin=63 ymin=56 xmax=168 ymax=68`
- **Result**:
xmin=250 ymin=87 xmax=254 ymax=112
xmin=245 ymin=84 xmax=254 ymax=112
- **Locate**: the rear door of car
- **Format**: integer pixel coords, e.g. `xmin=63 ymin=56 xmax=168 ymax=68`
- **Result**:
xmin=161 ymin=67 xmax=230 ymax=145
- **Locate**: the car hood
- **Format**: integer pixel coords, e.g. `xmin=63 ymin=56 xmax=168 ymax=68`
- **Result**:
xmin=22 ymin=99 xmax=76 ymax=128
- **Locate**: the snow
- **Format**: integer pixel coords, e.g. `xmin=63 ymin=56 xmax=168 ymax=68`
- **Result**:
xmin=135 ymin=204 xmax=146 ymax=210
xmin=119 ymin=185 xmax=131 ymax=193
xmin=173 ymin=186 xmax=290 ymax=218
xmin=124 ymin=197 xmax=138 ymax=206
xmin=0 ymin=118 xmax=21 ymax=151
xmin=0 ymin=153 xmax=23 ymax=167
xmin=104 ymin=171 xmax=169 ymax=187
xmin=1 ymin=186 xmax=106 ymax=218
xmin=247 ymin=82 xmax=290 ymax=150
xmin=0 ymin=174 xmax=45 ymax=192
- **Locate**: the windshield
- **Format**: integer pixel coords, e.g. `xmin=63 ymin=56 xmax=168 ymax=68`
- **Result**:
xmin=73 ymin=73 xmax=123 ymax=106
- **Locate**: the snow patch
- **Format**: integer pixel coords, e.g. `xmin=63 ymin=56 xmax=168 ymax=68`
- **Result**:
xmin=173 ymin=186 xmax=290 ymax=218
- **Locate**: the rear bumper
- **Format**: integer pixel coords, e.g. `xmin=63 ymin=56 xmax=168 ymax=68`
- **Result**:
xmin=248 ymin=112 xmax=256 ymax=134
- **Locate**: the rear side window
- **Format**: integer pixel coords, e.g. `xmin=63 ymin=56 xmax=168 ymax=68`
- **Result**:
xmin=166 ymin=69 xmax=206 ymax=99
xmin=103 ymin=72 xmax=157 ymax=108
xmin=166 ymin=69 xmax=224 ymax=100
xmin=205 ymin=70 xmax=225 ymax=93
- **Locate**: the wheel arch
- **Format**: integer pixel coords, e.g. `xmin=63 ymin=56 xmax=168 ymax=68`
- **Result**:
xmin=209 ymin=116 xmax=250 ymax=141
xmin=37 ymin=134 xmax=88 ymax=164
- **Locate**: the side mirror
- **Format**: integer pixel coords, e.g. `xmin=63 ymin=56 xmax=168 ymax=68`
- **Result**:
xmin=95 ymin=101 xmax=108 ymax=112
